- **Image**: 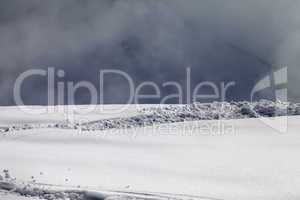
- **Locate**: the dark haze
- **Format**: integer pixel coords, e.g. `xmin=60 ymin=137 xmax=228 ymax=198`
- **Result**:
xmin=0 ymin=0 xmax=299 ymax=105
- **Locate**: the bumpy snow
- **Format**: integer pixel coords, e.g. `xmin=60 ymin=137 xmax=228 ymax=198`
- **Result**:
xmin=1 ymin=100 xmax=299 ymax=133
xmin=0 ymin=170 xmax=210 ymax=200
xmin=70 ymin=100 xmax=300 ymax=131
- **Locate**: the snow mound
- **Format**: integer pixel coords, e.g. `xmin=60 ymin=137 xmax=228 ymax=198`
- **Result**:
xmin=0 ymin=127 xmax=9 ymax=133
xmin=2 ymin=100 xmax=300 ymax=132
xmin=0 ymin=171 xmax=212 ymax=200
xmin=81 ymin=100 xmax=299 ymax=131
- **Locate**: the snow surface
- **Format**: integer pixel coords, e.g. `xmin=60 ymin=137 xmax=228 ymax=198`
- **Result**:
xmin=0 ymin=103 xmax=300 ymax=200
xmin=1 ymin=101 xmax=300 ymax=132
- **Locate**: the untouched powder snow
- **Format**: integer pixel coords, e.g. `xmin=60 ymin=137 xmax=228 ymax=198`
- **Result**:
xmin=0 ymin=102 xmax=300 ymax=200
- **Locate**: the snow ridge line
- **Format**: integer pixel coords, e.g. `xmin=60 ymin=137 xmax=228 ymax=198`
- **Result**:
xmin=0 ymin=181 xmax=219 ymax=200
xmin=82 ymin=100 xmax=300 ymax=131
xmin=1 ymin=100 xmax=300 ymax=133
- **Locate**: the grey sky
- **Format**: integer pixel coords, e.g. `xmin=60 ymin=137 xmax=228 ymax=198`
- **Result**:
xmin=0 ymin=0 xmax=299 ymax=105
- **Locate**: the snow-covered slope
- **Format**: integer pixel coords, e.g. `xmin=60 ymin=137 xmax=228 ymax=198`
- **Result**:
xmin=0 ymin=104 xmax=300 ymax=200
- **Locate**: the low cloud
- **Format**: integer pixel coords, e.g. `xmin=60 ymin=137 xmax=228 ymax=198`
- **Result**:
xmin=0 ymin=0 xmax=299 ymax=105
